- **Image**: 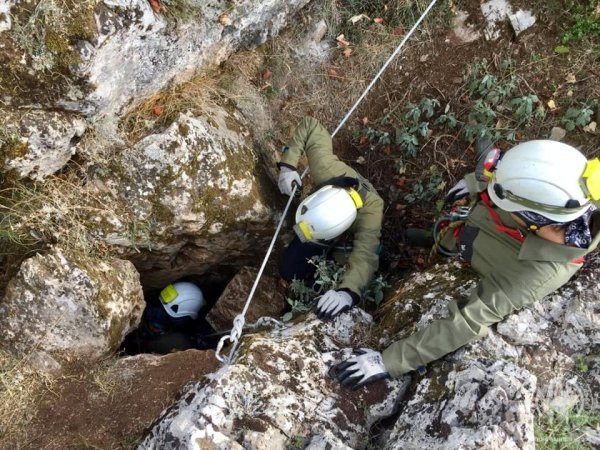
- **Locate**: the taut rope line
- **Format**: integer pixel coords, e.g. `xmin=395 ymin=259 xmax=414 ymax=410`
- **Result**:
xmin=215 ymin=0 xmax=440 ymax=363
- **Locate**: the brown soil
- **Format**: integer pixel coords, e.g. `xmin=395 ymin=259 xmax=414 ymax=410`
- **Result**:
xmin=252 ymin=0 xmax=599 ymax=274
xmin=25 ymin=350 xmax=219 ymax=450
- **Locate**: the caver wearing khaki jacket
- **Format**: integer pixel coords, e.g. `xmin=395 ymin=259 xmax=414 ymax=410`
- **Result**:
xmin=279 ymin=117 xmax=384 ymax=299
xmin=382 ymin=172 xmax=600 ymax=377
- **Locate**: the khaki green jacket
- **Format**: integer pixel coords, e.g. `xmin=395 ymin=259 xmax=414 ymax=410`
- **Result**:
xmin=382 ymin=173 xmax=600 ymax=377
xmin=280 ymin=117 xmax=384 ymax=297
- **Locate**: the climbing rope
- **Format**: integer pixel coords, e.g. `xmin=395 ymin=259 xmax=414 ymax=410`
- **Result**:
xmin=215 ymin=0 xmax=440 ymax=364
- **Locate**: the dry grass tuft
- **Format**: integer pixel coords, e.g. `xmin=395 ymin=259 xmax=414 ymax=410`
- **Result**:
xmin=0 ymin=170 xmax=127 ymax=258
xmin=0 ymin=350 xmax=56 ymax=446
xmin=119 ymin=75 xmax=219 ymax=144
xmin=245 ymin=0 xmax=448 ymax=150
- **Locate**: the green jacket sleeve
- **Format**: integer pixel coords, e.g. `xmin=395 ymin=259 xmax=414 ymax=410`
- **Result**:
xmin=339 ymin=193 xmax=383 ymax=296
xmin=282 ymin=117 xmax=384 ymax=297
xmin=382 ymin=258 xmax=578 ymax=377
xmin=280 ymin=117 xmax=359 ymax=185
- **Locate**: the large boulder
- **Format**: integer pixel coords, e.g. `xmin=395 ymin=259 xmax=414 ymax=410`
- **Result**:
xmin=206 ymin=266 xmax=286 ymax=332
xmin=139 ymin=309 xmax=410 ymax=449
xmin=93 ymin=104 xmax=282 ymax=286
xmin=385 ymin=360 xmax=536 ymax=450
xmin=377 ymin=255 xmax=600 ymax=448
xmin=0 ymin=246 xmax=144 ymax=372
xmin=0 ymin=0 xmax=311 ymax=180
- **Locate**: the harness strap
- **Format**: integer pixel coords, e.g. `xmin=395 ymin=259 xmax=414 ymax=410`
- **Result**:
xmin=481 ymin=192 xmax=525 ymax=243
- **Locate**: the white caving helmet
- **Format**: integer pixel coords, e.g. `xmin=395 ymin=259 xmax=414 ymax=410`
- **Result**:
xmin=159 ymin=282 xmax=205 ymax=320
xmin=487 ymin=140 xmax=600 ymax=223
xmin=294 ymin=184 xmax=364 ymax=242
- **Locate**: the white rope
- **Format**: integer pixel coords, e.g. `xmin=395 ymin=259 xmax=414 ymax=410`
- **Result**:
xmin=215 ymin=0 xmax=439 ymax=364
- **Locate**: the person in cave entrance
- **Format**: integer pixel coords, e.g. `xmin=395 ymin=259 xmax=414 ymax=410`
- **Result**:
xmin=276 ymin=116 xmax=385 ymax=320
xmin=123 ymin=281 xmax=220 ymax=355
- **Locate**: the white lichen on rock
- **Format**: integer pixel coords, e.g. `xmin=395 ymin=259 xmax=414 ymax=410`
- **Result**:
xmin=0 ymin=246 xmax=144 ymax=371
xmin=139 ymin=310 xmax=408 ymax=449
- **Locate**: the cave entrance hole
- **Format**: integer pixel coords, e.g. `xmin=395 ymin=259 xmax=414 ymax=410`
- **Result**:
xmin=121 ymin=270 xmax=237 ymax=356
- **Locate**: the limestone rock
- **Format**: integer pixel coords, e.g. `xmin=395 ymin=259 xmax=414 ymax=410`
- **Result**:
xmin=385 ymin=360 xmax=536 ymax=450
xmin=0 ymin=0 xmax=13 ymax=33
xmin=97 ymin=105 xmax=281 ymax=286
xmin=206 ymin=267 xmax=286 ymax=332
xmin=0 ymin=0 xmax=311 ymax=118
xmin=0 ymin=246 xmax=144 ymax=371
xmin=288 ymin=19 xmax=330 ymax=63
xmin=1 ymin=110 xmax=86 ymax=180
xmin=451 ymin=10 xmax=481 ymax=43
xmin=139 ymin=310 xmax=410 ymax=449
xmin=481 ymin=0 xmax=535 ymax=41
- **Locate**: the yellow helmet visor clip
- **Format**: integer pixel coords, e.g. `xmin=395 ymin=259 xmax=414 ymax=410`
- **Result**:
xmin=348 ymin=188 xmax=364 ymax=209
xmin=582 ymin=158 xmax=600 ymax=201
xmin=160 ymin=284 xmax=179 ymax=304
xmin=294 ymin=222 xmax=313 ymax=243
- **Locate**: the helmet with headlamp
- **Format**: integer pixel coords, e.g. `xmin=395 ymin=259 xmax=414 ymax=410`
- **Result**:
xmin=483 ymin=140 xmax=599 ymax=223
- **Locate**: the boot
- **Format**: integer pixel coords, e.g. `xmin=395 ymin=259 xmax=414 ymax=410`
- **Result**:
xmin=399 ymin=228 xmax=434 ymax=248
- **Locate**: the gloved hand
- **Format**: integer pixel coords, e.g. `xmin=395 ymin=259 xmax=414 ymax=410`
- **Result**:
xmin=277 ymin=166 xmax=302 ymax=196
xmin=331 ymin=348 xmax=390 ymax=390
xmin=315 ymin=290 xmax=353 ymax=320
xmin=445 ymin=178 xmax=469 ymax=204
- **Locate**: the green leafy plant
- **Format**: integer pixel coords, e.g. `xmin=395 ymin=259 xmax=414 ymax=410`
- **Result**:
xmin=561 ymin=0 xmax=600 ymax=43
xmin=461 ymin=59 xmax=548 ymax=143
xmin=283 ymin=256 xmax=345 ymax=321
xmin=535 ymin=409 xmax=600 ymax=450
xmin=282 ymin=255 xmax=388 ymax=321
xmin=561 ymin=105 xmax=594 ymax=131
xmin=362 ymin=274 xmax=387 ymax=306
xmin=404 ymin=167 xmax=444 ymax=203
xmin=576 ymin=356 xmax=589 ymax=373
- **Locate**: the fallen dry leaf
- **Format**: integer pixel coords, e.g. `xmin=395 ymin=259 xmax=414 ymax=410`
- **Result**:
xmin=218 ymin=13 xmax=231 ymax=26
xmin=348 ymin=14 xmax=370 ymax=24
xmin=583 ymin=121 xmax=597 ymax=133
xmin=152 ymin=106 xmax=163 ymax=116
xmin=149 ymin=0 xmax=161 ymax=12
xmin=356 ymin=156 xmax=366 ymax=165
xmin=374 ymin=17 xmax=384 ymax=24
xmin=327 ymin=68 xmax=341 ymax=79
xmin=395 ymin=203 xmax=407 ymax=211
xmin=396 ymin=176 xmax=406 ymax=187
xmin=565 ymin=73 xmax=577 ymax=84
xmin=262 ymin=67 xmax=273 ymax=80
xmin=343 ymin=47 xmax=353 ymax=58
xmin=393 ymin=26 xmax=404 ymax=36
xmin=362 ymin=116 xmax=369 ymax=125
xmin=336 ymin=34 xmax=351 ymax=47
xmin=547 ymin=99 xmax=557 ymax=110
xmin=359 ymin=135 xmax=369 ymax=145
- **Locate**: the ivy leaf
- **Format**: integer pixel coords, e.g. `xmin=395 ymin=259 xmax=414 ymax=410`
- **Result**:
xmin=554 ymin=45 xmax=570 ymax=54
